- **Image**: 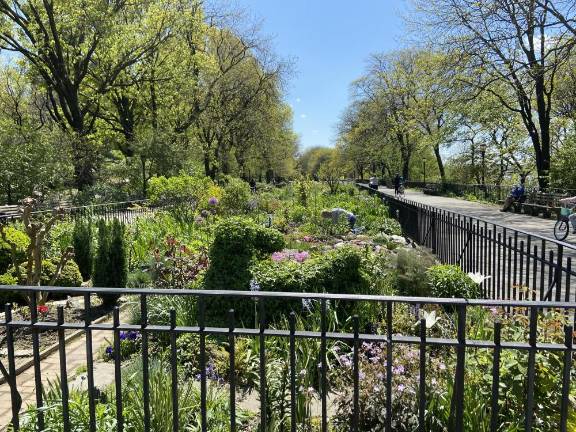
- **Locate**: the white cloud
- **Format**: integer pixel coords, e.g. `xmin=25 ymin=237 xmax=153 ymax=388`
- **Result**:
xmin=300 ymin=114 xmax=307 ymax=119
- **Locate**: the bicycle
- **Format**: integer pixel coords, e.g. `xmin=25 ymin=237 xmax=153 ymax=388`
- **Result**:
xmin=554 ymin=207 xmax=572 ymax=241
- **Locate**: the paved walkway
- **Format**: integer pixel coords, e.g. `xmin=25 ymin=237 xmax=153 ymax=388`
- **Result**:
xmin=0 ymin=327 xmax=115 ymax=429
xmin=378 ymin=186 xmax=571 ymax=244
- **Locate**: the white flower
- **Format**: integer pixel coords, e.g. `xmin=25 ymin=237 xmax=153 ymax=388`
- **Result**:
xmin=467 ymin=272 xmax=491 ymax=285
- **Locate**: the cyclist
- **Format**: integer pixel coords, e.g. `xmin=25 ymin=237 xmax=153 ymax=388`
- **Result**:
xmin=559 ymin=196 xmax=576 ymax=233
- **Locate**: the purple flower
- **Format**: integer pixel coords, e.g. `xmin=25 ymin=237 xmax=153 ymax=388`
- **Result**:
xmin=272 ymin=252 xmax=286 ymax=262
xmin=397 ymin=384 xmax=406 ymax=392
xmin=294 ymin=251 xmax=310 ymax=263
xmin=208 ymin=197 xmax=219 ymax=206
xmin=392 ymin=365 xmax=405 ymax=375
xmin=120 ymin=332 xmax=128 ymax=341
xmin=105 ymin=346 xmax=114 ymax=357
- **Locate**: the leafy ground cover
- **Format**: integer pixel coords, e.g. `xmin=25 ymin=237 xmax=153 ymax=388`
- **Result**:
xmin=2 ymin=176 xmax=574 ymax=431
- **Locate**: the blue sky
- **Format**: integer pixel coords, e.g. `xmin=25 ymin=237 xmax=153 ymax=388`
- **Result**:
xmin=243 ymin=1 xmax=409 ymax=151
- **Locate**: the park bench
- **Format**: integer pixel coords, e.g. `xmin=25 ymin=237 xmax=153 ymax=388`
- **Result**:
xmin=423 ymin=183 xmax=442 ymax=196
xmin=521 ymin=191 xmax=567 ymax=219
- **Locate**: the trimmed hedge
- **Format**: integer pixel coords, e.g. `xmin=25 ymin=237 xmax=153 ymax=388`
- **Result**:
xmin=0 ymin=227 xmax=29 ymax=274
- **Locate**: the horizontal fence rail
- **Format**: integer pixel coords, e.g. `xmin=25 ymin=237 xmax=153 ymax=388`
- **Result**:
xmin=359 ymin=184 xmax=576 ymax=305
xmin=0 ymin=200 xmax=156 ymax=225
xmin=0 ymin=286 xmax=574 ymax=431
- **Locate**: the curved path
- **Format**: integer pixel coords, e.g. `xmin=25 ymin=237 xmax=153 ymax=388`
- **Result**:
xmin=377 ymin=186 xmax=571 ymax=244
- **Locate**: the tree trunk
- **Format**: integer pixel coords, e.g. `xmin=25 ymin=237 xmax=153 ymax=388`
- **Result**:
xmin=433 ymin=144 xmax=446 ymax=183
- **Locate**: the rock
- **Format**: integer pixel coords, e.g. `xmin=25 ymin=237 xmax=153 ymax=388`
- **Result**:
xmin=53 ymin=299 xmax=70 ymax=308
xmin=68 ymin=296 xmax=85 ymax=309
xmin=390 ymin=235 xmax=407 ymax=244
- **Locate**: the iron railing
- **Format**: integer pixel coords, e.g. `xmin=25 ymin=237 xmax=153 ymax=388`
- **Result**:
xmin=360 ymin=185 xmax=576 ymax=304
xmin=0 ymin=200 xmax=155 ymax=225
xmin=0 ymin=286 xmax=574 ymax=431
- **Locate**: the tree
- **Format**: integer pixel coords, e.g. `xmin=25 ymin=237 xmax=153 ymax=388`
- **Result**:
xmin=0 ymin=0 xmax=171 ymax=189
xmin=414 ymin=0 xmax=575 ymax=188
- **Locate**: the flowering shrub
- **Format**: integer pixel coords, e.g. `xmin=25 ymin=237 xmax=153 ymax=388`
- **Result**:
xmin=271 ymin=250 xmax=310 ymax=263
xmin=104 ymin=331 xmax=141 ymax=361
xmin=152 ymin=236 xmax=209 ymax=289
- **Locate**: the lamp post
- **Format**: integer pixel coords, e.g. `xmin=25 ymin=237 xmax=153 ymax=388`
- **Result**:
xmin=479 ymin=143 xmax=487 ymax=198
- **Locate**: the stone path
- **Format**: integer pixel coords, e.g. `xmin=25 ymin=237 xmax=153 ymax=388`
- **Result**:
xmin=0 ymin=326 xmax=115 ymax=429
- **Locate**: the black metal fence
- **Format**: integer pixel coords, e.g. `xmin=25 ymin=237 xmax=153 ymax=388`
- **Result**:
xmin=360 ymin=185 xmax=576 ymax=305
xmin=0 ymin=286 xmax=574 ymax=432
xmin=0 ymin=200 xmax=156 ymax=225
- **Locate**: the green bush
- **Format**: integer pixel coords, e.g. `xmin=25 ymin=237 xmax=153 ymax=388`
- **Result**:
xmin=11 ymin=259 xmax=82 ymax=287
xmin=0 ymin=272 xmax=20 ymax=305
xmin=148 ymin=174 xmax=222 ymax=222
xmin=203 ymin=218 xmax=284 ymax=325
xmin=426 ymin=264 xmax=478 ymax=299
xmin=0 ymin=227 xmax=28 ymax=274
xmin=252 ymin=247 xmax=371 ymax=324
xmin=92 ymin=219 xmax=127 ymax=305
xmin=108 ymin=219 xmax=128 ymax=288
xmin=92 ymin=219 xmax=110 ymax=288
xmin=220 ymin=176 xmax=252 ymax=215
xmin=72 ymin=219 xmax=93 ymax=280
xmin=396 ymin=249 xmax=437 ymax=296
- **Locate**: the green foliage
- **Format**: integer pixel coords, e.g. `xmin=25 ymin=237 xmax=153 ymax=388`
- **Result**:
xmin=18 ymin=360 xmax=252 ymax=432
xmin=93 ymin=219 xmax=127 ymax=305
xmin=205 ymin=217 xmax=285 ymax=292
xmin=72 ymin=219 xmax=93 ymax=280
xmin=11 ymin=259 xmax=82 ymax=287
xmin=203 ymin=217 xmax=284 ymax=325
xmin=426 ymin=264 xmax=478 ymax=299
xmin=252 ymin=247 xmax=371 ymax=323
xmin=148 ymin=174 xmax=222 ymax=223
xmin=108 ymin=219 xmax=128 ymax=289
xmin=220 ymin=176 xmax=252 ymax=215
xmin=0 ymin=227 xmax=28 ymax=274
xmin=0 ymin=272 xmax=20 ymax=304
xmin=396 ymin=248 xmax=437 ymax=296
xmin=93 ymin=219 xmax=110 ymax=288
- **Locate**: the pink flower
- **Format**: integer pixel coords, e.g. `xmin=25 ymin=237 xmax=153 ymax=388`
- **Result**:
xmin=271 ymin=252 xmax=286 ymax=262
xmin=294 ymin=251 xmax=310 ymax=263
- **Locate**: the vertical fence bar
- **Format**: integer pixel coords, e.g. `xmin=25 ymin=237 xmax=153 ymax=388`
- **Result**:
xmin=113 ymin=306 xmax=123 ymax=432
xmin=507 ymin=237 xmax=513 ymax=302
xmin=386 ymin=301 xmax=393 ymax=432
xmin=533 ymin=245 xmax=538 ymax=301
xmin=30 ymin=295 xmax=44 ymax=431
xmin=141 ymin=295 xmax=151 ymax=432
xmin=259 ymin=297 xmax=267 ymax=432
xmin=555 ymin=245 xmax=564 ymax=302
xmin=540 ymin=241 xmax=546 ymax=301
xmin=352 ymin=315 xmax=360 ymax=432
xmin=518 ymin=241 xmax=524 ymax=300
xmin=199 ymin=297 xmax=207 ymax=432
xmin=170 ymin=309 xmax=179 ymax=432
xmin=57 ymin=306 xmax=70 ymax=432
xmin=497 ymin=233 xmax=502 ymax=299
xmin=454 ymin=305 xmax=466 ymax=432
xmin=229 ymin=309 xmax=237 ymax=432
xmin=83 ymin=293 xmax=96 ymax=432
xmin=289 ymin=312 xmax=297 ymax=432
xmin=321 ymin=298 xmax=328 ymax=432
xmin=490 ymin=322 xmax=502 ymax=432
xmin=5 ymin=304 xmax=19 ymax=431
xmin=560 ymin=325 xmax=573 ymax=432
xmin=525 ymin=306 xmax=538 ymax=432
xmin=418 ymin=317 xmax=426 ymax=432
xmin=526 ymin=236 xmax=532 ymax=293
xmin=513 ymin=232 xmax=518 ymax=290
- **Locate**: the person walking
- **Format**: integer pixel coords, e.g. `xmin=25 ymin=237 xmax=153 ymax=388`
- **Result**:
xmin=393 ymin=173 xmax=403 ymax=196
